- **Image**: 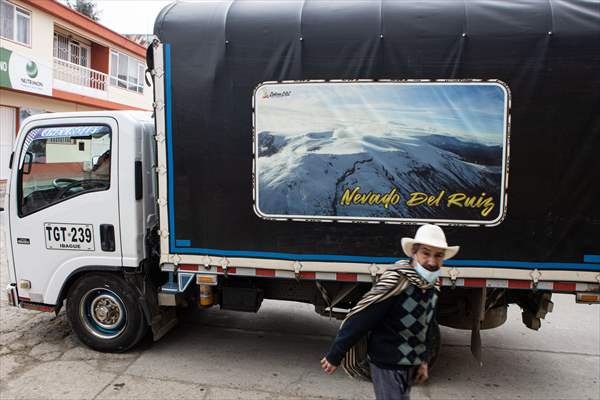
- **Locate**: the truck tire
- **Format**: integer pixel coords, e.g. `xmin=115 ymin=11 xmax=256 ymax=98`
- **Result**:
xmin=66 ymin=273 xmax=147 ymax=352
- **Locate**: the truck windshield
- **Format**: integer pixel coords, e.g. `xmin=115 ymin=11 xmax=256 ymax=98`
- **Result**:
xmin=18 ymin=125 xmax=112 ymax=216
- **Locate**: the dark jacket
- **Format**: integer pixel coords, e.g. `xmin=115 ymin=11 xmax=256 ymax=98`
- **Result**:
xmin=326 ymin=284 xmax=438 ymax=369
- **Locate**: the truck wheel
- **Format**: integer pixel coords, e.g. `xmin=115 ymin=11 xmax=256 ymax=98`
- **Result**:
xmin=428 ymin=320 xmax=441 ymax=369
xmin=67 ymin=273 xmax=147 ymax=352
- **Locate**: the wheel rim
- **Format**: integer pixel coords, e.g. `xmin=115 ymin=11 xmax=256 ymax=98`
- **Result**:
xmin=79 ymin=288 xmax=127 ymax=339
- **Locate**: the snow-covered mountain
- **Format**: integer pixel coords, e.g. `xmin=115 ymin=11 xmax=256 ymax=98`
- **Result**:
xmin=256 ymin=128 xmax=502 ymax=220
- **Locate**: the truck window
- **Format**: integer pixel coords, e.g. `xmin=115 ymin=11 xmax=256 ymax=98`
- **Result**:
xmin=18 ymin=125 xmax=112 ymax=217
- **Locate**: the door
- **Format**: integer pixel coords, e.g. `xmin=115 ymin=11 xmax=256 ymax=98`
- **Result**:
xmin=8 ymin=116 xmax=122 ymax=305
xmin=0 ymin=106 xmax=16 ymax=181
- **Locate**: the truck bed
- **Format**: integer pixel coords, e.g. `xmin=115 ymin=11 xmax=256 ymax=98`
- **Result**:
xmin=152 ymin=0 xmax=600 ymax=288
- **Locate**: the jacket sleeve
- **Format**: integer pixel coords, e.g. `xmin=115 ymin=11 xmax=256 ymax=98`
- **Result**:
xmin=325 ymin=296 xmax=395 ymax=366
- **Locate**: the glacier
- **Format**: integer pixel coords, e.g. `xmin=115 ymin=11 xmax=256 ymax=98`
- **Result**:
xmin=256 ymin=127 xmax=503 ymax=221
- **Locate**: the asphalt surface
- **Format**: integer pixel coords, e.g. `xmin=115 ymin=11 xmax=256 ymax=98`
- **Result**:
xmin=0 ymin=218 xmax=599 ymax=400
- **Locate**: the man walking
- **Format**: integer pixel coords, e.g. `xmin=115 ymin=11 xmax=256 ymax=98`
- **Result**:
xmin=321 ymin=224 xmax=459 ymax=400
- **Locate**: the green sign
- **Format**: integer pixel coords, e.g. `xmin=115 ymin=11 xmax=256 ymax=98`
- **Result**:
xmin=0 ymin=48 xmax=12 ymax=88
xmin=0 ymin=47 xmax=52 ymax=96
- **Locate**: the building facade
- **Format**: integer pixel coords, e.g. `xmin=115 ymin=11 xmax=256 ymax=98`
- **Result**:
xmin=0 ymin=0 xmax=153 ymax=182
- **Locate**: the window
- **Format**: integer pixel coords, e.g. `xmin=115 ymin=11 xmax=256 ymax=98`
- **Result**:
xmin=127 ymin=57 xmax=138 ymax=91
xmin=19 ymin=125 xmax=111 ymax=216
xmin=53 ymin=33 xmax=90 ymax=68
xmin=117 ymin=51 xmax=127 ymax=88
xmin=1 ymin=0 xmax=31 ymax=46
xmin=109 ymin=50 xmax=145 ymax=93
xmin=110 ymin=51 xmax=118 ymax=82
xmin=53 ymin=33 xmax=68 ymax=60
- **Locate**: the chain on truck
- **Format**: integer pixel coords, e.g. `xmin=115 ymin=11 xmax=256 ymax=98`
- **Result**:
xmin=3 ymin=0 xmax=600 ymax=361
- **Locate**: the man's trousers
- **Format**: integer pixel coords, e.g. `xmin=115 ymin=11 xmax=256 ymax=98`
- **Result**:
xmin=369 ymin=362 xmax=415 ymax=400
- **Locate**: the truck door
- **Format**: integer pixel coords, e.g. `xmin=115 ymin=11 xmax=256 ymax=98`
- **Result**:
xmin=8 ymin=117 xmax=122 ymax=305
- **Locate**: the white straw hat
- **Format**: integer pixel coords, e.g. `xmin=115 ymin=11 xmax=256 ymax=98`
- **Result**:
xmin=401 ymin=224 xmax=460 ymax=260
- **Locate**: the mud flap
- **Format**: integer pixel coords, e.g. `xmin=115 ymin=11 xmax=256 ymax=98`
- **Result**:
xmin=470 ymin=287 xmax=486 ymax=366
xmin=149 ymin=306 xmax=178 ymax=341
xmin=125 ymin=271 xmax=178 ymax=342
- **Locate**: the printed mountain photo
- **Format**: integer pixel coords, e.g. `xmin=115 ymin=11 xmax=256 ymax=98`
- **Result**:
xmin=254 ymin=83 xmax=508 ymax=223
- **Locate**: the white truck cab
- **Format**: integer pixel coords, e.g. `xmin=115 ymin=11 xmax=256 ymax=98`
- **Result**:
xmin=4 ymin=111 xmax=161 ymax=351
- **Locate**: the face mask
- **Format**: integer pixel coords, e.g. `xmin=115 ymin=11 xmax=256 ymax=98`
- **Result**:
xmin=414 ymin=261 xmax=442 ymax=284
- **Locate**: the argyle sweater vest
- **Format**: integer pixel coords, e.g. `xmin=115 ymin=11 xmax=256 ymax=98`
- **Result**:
xmin=381 ymin=284 xmax=438 ymax=365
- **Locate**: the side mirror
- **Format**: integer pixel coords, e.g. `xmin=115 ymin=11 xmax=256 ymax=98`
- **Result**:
xmin=22 ymin=152 xmax=33 ymax=175
xmin=92 ymin=155 xmax=100 ymax=167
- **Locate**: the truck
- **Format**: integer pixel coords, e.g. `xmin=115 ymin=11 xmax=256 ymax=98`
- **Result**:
xmin=3 ymin=0 xmax=599 ymax=359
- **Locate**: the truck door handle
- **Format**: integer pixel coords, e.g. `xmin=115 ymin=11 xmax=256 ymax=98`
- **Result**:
xmin=135 ymin=161 xmax=143 ymax=200
xmin=100 ymin=224 xmax=115 ymax=252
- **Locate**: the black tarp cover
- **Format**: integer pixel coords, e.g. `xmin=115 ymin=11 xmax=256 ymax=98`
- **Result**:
xmin=153 ymin=0 xmax=600 ymax=271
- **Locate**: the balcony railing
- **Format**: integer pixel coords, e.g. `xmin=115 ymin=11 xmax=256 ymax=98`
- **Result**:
xmin=53 ymin=57 xmax=108 ymax=92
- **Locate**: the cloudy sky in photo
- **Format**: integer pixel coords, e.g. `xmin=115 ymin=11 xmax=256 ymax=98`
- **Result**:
xmin=256 ymin=83 xmax=507 ymax=146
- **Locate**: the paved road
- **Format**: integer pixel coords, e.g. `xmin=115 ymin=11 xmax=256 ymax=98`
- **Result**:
xmin=0 ymin=222 xmax=598 ymax=399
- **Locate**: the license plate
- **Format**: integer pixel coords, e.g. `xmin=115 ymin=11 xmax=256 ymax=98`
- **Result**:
xmin=44 ymin=223 xmax=95 ymax=251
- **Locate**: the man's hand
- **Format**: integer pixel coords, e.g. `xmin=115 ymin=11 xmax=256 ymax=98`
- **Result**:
xmin=320 ymin=357 xmax=338 ymax=375
xmin=414 ymin=362 xmax=429 ymax=385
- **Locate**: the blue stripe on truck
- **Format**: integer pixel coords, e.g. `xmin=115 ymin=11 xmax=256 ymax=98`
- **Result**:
xmin=584 ymin=255 xmax=600 ymax=263
xmin=165 ymin=44 xmax=177 ymax=253
xmin=445 ymin=259 xmax=600 ymax=271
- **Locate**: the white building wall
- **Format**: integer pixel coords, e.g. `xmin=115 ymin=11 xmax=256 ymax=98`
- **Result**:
xmin=0 ymin=90 xmax=98 ymax=113
xmin=0 ymin=106 xmax=16 ymax=180
xmin=46 ymin=140 xmax=89 ymax=164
